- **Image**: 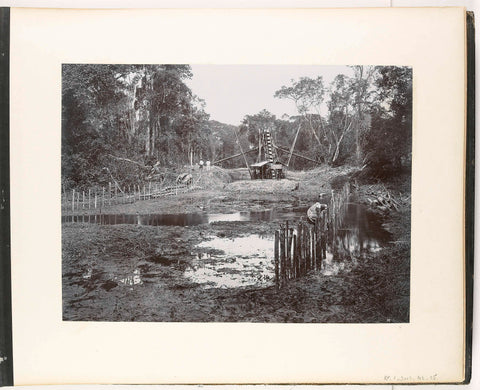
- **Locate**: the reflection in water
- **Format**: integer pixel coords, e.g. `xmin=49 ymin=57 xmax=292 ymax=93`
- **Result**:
xmin=207 ymin=212 xmax=245 ymax=223
xmin=61 ymin=204 xmax=388 ymax=240
xmin=332 ymin=203 xmax=390 ymax=256
xmin=65 ymin=202 xmax=391 ymax=288
xmin=185 ymin=235 xmax=275 ymax=289
xmin=183 ymin=204 xmax=390 ymax=288
xmin=334 ymin=231 xmax=382 ymax=254
xmin=62 ymin=208 xmax=308 ymax=226
xmin=184 ymin=234 xmax=373 ymax=289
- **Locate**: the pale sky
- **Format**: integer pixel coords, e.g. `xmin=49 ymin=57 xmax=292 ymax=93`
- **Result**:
xmin=185 ymin=65 xmax=353 ymax=126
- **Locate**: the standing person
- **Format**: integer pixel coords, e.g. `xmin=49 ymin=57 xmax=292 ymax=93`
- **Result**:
xmin=199 ymin=160 xmax=204 ymax=170
xmin=206 ymin=160 xmax=211 ymax=171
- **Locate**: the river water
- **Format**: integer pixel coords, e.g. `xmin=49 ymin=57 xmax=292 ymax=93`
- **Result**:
xmin=62 ymin=208 xmax=307 ymax=226
xmin=64 ymin=204 xmax=391 ymax=289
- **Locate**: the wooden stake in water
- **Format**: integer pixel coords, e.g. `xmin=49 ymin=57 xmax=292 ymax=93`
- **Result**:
xmin=312 ymin=226 xmax=316 ymax=268
xmin=314 ymin=208 xmax=320 ymax=269
xmin=82 ymin=191 xmax=85 ymax=209
xmin=94 ymin=193 xmax=97 ymax=209
xmin=72 ymin=189 xmax=75 ymax=212
xmin=312 ymin=226 xmax=316 ymax=269
xmin=88 ymin=189 xmax=91 ymax=209
xmin=304 ymin=223 xmax=308 ymax=275
xmin=109 ymin=182 xmax=112 ymax=206
xmin=322 ymin=211 xmax=327 ymax=260
xmin=288 ymin=227 xmax=293 ymax=279
xmin=102 ymin=187 xmax=105 ymax=207
xmin=297 ymin=222 xmax=302 ymax=276
xmin=305 ymin=226 xmax=310 ymax=272
xmin=319 ymin=213 xmax=324 ymax=267
xmin=285 ymin=221 xmax=289 ymax=279
xmin=274 ymin=230 xmax=279 ymax=290
xmin=302 ymin=226 xmax=306 ymax=275
xmin=280 ymin=226 xmax=286 ymax=285
xmin=293 ymin=233 xmax=298 ymax=279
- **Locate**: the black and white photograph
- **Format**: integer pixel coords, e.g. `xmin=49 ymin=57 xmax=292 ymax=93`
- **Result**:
xmin=61 ymin=64 xmax=412 ymax=323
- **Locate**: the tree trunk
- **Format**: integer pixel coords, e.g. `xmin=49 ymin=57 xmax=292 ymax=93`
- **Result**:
xmin=306 ymin=114 xmax=323 ymax=148
xmin=145 ymin=108 xmax=151 ymax=157
xmin=149 ymin=110 xmax=155 ymax=157
xmin=355 ymin=125 xmax=360 ymax=164
xmin=258 ymin=129 xmax=262 ymax=162
xmin=355 ymin=112 xmax=362 ymax=165
xmin=331 ymin=121 xmax=352 ymax=164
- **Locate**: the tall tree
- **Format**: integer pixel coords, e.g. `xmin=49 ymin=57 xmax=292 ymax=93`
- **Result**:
xmin=349 ymin=65 xmax=377 ymax=165
xmin=275 ymin=75 xmax=362 ymax=165
xmin=62 ymin=64 xmax=130 ymax=187
xmin=177 ymin=96 xmax=210 ymax=166
xmin=132 ymin=65 xmax=193 ymax=158
xmin=326 ymin=74 xmax=354 ymax=164
xmin=363 ymin=66 xmax=412 ymax=176
xmin=274 ymin=76 xmax=326 ymax=149
xmin=207 ymin=120 xmax=240 ymax=168
xmin=62 ymin=64 xmax=213 ymax=187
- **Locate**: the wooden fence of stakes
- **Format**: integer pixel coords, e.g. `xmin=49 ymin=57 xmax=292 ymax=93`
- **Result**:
xmin=61 ymin=180 xmax=195 ymax=216
xmin=274 ymin=182 xmax=351 ymax=289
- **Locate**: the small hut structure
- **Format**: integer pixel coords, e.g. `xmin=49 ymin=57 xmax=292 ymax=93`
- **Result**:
xmin=251 ymin=161 xmax=285 ymax=180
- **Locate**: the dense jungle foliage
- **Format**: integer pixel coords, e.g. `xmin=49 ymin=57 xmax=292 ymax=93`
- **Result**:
xmin=62 ymin=64 xmax=411 ymax=189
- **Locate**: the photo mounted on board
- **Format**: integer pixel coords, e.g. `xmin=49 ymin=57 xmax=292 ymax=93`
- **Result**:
xmin=61 ymin=64 xmax=412 ymax=323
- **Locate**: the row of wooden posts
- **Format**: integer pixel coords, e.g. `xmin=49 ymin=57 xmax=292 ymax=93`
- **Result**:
xmin=274 ymin=183 xmax=351 ymax=289
xmin=62 ymin=181 xmax=191 ymax=214
xmin=274 ymin=212 xmax=327 ymax=289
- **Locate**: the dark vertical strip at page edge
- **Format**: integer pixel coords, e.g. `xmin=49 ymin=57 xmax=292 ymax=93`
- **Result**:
xmin=464 ymin=10 xmax=475 ymax=385
xmin=0 ymin=6 xmax=12 ymax=387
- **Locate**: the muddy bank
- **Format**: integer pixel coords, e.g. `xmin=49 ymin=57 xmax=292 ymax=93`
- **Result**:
xmin=62 ymin=206 xmax=409 ymax=322
xmin=63 ymin=188 xmax=308 ymax=216
xmin=62 ymin=165 xmax=348 ymax=217
xmin=226 ymin=179 xmax=299 ymax=192
xmin=62 ymin=221 xmax=277 ymax=321
xmin=62 ymin=165 xmax=410 ymax=323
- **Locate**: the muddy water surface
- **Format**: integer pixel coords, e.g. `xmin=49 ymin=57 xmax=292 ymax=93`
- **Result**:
xmin=64 ymin=203 xmax=391 ymax=290
xmin=62 ymin=208 xmax=307 ymax=226
xmin=185 ymin=235 xmax=275 ymax=289
xmin=184 ymin=235 xmax=361 ymax=289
